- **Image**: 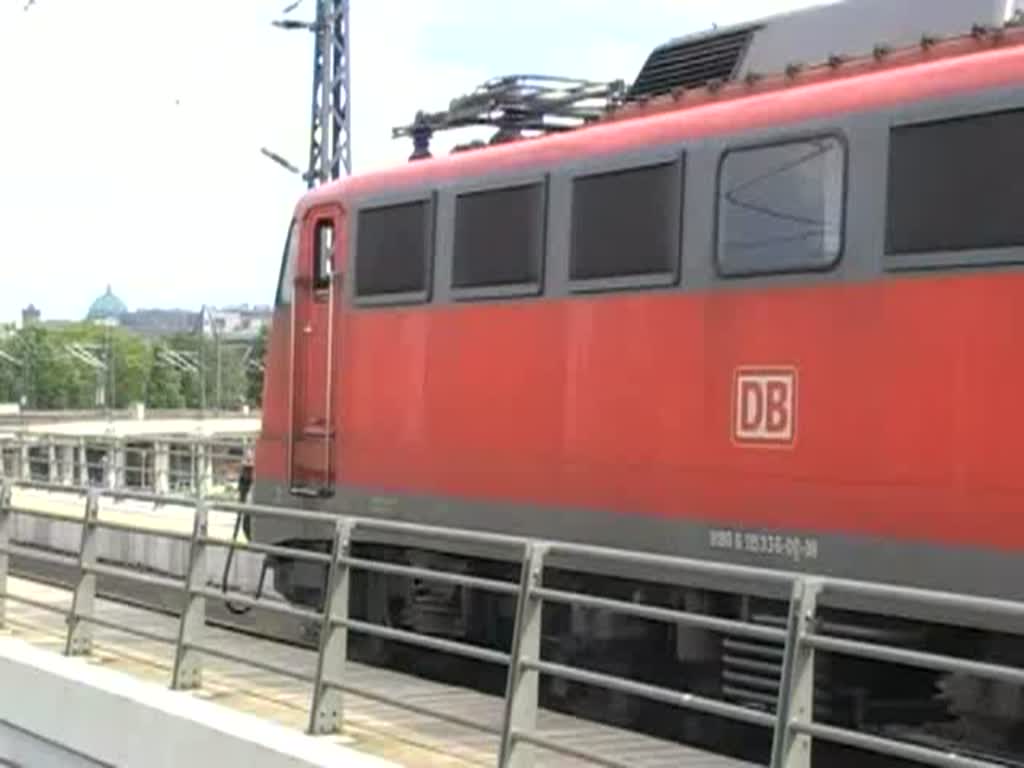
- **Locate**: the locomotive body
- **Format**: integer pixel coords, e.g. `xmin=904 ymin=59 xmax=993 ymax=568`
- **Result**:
xmin=251 ymin=7 xmax=1024 ymax=755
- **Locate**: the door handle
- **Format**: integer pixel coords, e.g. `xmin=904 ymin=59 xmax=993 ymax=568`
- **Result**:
xmin=303 ymin=325 xmax=312 ymax=335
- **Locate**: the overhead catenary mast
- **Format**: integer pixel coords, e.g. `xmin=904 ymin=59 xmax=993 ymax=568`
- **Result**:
xmin=268 ymin=0 xmax=351 ymax=186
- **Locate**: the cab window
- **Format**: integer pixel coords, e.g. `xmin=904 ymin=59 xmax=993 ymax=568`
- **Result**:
xmin=355 ymin=199 xmax=432 ymax=298
xmin=275 ymin=218 xmax=300 ymax=305
xmin=314 ymin=219 xmax=334 ymax=291
xmin=887 ymin=108 xmax=1024 ymax=255
xmin=570 ymin=159 xmax=683 ymax=284
xmin=717 ymin=136 xmax=845 ymax=275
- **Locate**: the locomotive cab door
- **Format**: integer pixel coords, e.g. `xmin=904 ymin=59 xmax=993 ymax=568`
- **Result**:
xmin=288 ymin=205 xmax=343 ymax=495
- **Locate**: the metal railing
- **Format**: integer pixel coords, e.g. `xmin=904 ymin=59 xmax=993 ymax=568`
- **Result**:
xmin=0 ymin=433 xmax=252 ymax=499
xmin=0 ymin=477 xmax=1022 ymax=767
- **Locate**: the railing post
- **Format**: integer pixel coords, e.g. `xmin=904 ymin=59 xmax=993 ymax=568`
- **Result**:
xmin=770 ymin=578 xmax=822 ymax=768
xmin=154 ymin=441 xmax=170 ymax=495
xmin=65 ymin=489 xmax=100 ymax=656
xmin=18 ymin=438 xmax=29 ymax=482
xmin=308 ymin=518 xmax=354 ymax=735
xmin=46 ymin=442 xmax=57 ymax=484
xmin=498 ymin=542 xmax=546 ymax=768
xmin=0 ymin=479 xmax=13 ymax=629
xmin=77 ymin=438 xmax=88 ymax=487
xmin=172 ymin=497 xmax=208 ymax=689
xmin=59 ymin=443 xmax=75 ymax=486
xmin=107 ymin=440 xmax=123 ymax=491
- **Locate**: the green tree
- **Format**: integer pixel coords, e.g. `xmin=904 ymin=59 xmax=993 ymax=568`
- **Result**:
xmin=214 ymin=343 xmax=248 ymax=410
xmin=0 ymin=321 xmax=266 ymax=413
xmin=164 ymin=331 xmax=249 ymax=411
xmin=111 ymin=330 xmax=149 ymax=406
xmin=180 ymin=370 xmax=202 ymax=409
xmin=0 ymin=336 xmax=20 ymax=403
xmin=165 ymin=332 xmax=206 ymax=409
xmin=146 ymin=346 xmax=186 ymax=409
xmin=246 ymin=324 xmax=269 ymax=406
xmin=16 ymin=325 xmax=57 ymax=408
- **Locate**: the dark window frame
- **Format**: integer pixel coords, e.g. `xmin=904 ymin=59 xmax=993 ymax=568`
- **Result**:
xmin=883 ymin=98 xmax=1024 ymax=272
xmin=313 ymin=218 xmax=335 ymax=295
xmin=714 ymin=132 xmax=848 ymax=278
xmin=567 ymin=150 xmax=686 ymax=294
xmin=450 ymin=173 xmax=550 ymax=302
xmin=351 ymin=192 xmax=436 ymax=307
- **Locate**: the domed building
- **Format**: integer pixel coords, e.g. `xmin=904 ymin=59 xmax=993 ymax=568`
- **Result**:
xmin=86 ymin=285 xmax=128 ymax=326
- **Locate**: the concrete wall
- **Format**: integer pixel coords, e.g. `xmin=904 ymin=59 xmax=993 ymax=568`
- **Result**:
xmin=10 ymin=507 xmax=267 ymax=593
xmin=0 ymin=637 xmax=396 ymax=768
xmin=0 ymin=409 xmax=262 ymax=428
xmin=0 ymin=719 xmax=109 ymax=768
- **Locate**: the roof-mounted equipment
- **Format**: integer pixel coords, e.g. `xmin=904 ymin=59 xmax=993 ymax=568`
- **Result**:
xmin=627 ymin=0 xmax=1024 ymax=101
xmin=392 ymin=75 xmax=625 ymax=161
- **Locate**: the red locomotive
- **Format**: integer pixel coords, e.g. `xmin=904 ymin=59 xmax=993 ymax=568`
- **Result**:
xmin=252 ymin=1 xmax=1024 ymax=758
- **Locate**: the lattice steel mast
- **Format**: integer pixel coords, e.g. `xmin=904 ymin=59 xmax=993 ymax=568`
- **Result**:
xmin=270 ymin=0 xmax=351 ymax=185
xmin=307 ymin=0 xmax=351 ymax=184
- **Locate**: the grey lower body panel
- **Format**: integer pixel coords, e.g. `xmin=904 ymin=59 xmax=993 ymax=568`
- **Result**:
xmin=250 ymin=480 xmax=1024 ymax=632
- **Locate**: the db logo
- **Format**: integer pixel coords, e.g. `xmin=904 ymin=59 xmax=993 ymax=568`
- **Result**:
xmin=733 ymin=368 xmax=797 ymax=445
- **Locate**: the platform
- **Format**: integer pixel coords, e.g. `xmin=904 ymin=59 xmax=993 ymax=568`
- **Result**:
xmin=0 ymin=634 xmax=394 ymax=768
xmin=0 ymin=576 xmax=757 ymax=767
xmin=22 ymin=415 xmax=261 ymax=438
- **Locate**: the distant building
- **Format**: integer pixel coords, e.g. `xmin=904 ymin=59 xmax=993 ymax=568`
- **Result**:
xmin=16 ymin=305 xmax=72 ymax=332
xmin=12 ymin=288 xmax=270 ymax=343
xmin=120 ymin=308 xmax=198 ymax=338
xmin=199 ymin=304 xmax=272 ymax=341
xmin=21 ymin=305 xmax=40 ymax=327
xmin=86 ymin=285 xmax=128 ymax=327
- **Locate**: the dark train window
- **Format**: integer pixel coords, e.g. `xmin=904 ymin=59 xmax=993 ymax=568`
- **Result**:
xmin=570 ymin=159 xmax=683 ymax=282
xmin=887 ymin=109 xmax=1024 ymax=255
xmin=717 ymin=137 xmax=845 ymax=275
xmin=313 ymin=219 xmax=334 ymax=291
xmin=453 ymin=182 xmax=546 ymax=290
xmin=355 ymin=199 xmax=432 ymax=297
xmin=275 ymin=218 xmax=299 ymax=305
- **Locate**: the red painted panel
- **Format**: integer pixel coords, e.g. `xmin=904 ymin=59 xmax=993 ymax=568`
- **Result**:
xmin=256 ymin=272 xmax=1024 ymax=554
xmin=255 ymin=40 xmax=1024 ymax=556
xmin=290 ymin=207 xmax=344 ymax=487
xmin=253 ymin=308 xmax=291 ymax=475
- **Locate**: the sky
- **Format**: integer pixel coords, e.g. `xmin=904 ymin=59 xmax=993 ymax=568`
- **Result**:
xmin=0 ymin=0 xmax=826 ymax=323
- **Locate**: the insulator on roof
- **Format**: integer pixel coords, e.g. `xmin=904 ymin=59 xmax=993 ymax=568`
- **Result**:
xmin=408 ymin=113 xmax=434 ymax=162
xmin=392 ymin=75 xmax=625 ymax=161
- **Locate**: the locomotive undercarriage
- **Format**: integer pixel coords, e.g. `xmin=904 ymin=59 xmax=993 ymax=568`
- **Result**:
xmin=266 ymin=541 xmax=1024 ymax=764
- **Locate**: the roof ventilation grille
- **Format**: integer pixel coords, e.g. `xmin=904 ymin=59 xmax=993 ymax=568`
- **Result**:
xmin=628 ymin=26 xmax=757 ymax=100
